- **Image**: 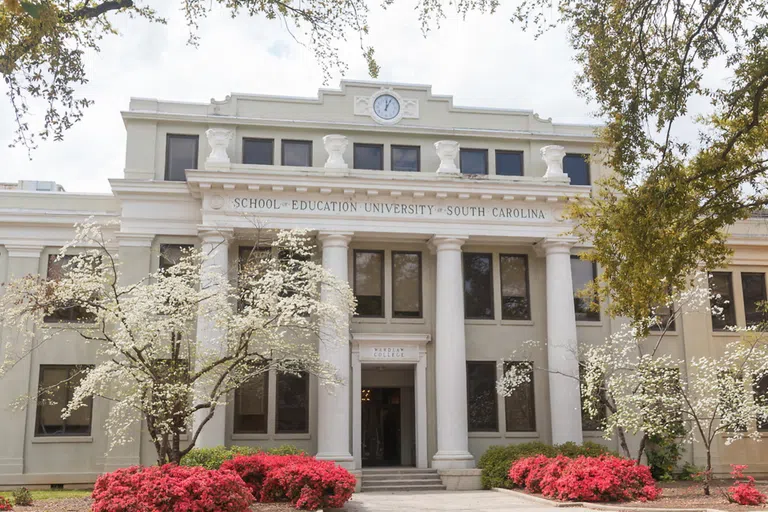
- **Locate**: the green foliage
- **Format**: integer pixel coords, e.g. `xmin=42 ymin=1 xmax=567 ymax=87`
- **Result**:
xmin=678 ymin=462 xmax=704 ymax=481
xmin=644 ymin=435 xmax=683 ymax=481
xmin=478 ymin=441 xmax=613 ymax=490
xmin=180 ymin=445 xmax=304 ymax=470
xmin=12 ymin=487 xmax=32 ymax=506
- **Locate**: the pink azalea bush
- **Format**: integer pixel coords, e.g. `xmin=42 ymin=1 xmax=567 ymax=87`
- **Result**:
xmin=727 ymin=464 xmax=767 ymax=506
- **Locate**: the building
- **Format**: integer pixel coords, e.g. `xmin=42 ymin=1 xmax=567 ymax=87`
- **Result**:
xmin=1 ymin=81 xmax=767 ymax=489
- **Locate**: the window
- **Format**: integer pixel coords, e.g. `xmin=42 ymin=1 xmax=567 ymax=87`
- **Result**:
xmin=467 ymin=362 xmax=498 ymax=432
xmin=755 ymin=375 xmax=768 ymax=431
xmin=741 ymin=273 xmax=767 ymax=327
xmin=570 ymin=256 xmax=600 ymax=321
xmin=460 ymin=148 xmax=488 ymax=175
xmin=242 ymin=138 xmax=274 ymax=165
xmin=44 ymin=255 xmax=96 ymax=323
xmin=238 ymin=246 xmax=271 ymax=310
xmin=496 ymin=150 xmax=524 ymax=177
xmin=353 ymin=143 xmax=384 ymax=170
xmin=276 ymin=372 xmax=309 ymax=433
xmin=463 ymin=253 xmax=494 ymax=319
xmin=504 ymin=362 xmax=536 ymax=432
xmin=563 ymin=154 xmax=590 ymax=186
xmin=165 ymin=134 xmax=199 ymax=182
xmin=709 ymin=272 xmax=736 ymax=330
xmin=579 ymin=363 xmax=607 ymax=431
xmin=281 ymin=140 xmax=312 ymax=167
xmin=35 ymin=365 xmax=93 ymax=436
xmin=649 ymin=303 xmax=676 ymax=332
xmin=234 ymin=373 xmax=268 ymax=434
xmin=159 ymin=244 xmax=194 ymax=271
xmin=392 ymin=252 xmax=422 ymax=318
xmin=391 ymin=145 xmax=420 ymax=172
xmin=354 ymin=250 xmax=384 ymax=317
xmin=500 ymin=254 xmax=530 ymax=320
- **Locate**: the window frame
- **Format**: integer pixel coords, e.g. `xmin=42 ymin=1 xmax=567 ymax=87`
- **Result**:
xmin=503 ymin=361 xmax=536 ymax=432
xmin=390 ymin=144 xmax=421 ymax=172
xmin=233 ymin=372 xmax=270 ymax=434
xmin=755 ymin=374 xmax=768 ymax=432
xmin=495 ymin=150 xmax=524 ymax=177
xmin=462 ymin=252 xmax=495 ymax=320
xmin=353 ymin=143 xmax=384 ymax=171
xmin=466 ymin=361 xmax=499 ymax=433
xmin=741 ymin=272 xmax=767 ymax=327
xmin=563 ymin=153 xmax=591 ymax=186
xmin=43 ymin=254 xmax=98 ymax=324
xmin=391 ymin=251 xmax=423 ymax=319
xmin=35 ymin=364 xmax=94 ymax=437
xmin=164 ymin=134 xmax=199 ymax=182
xmin=499 ymin=253 xmax=531 ymax=321
xmin=709 ymin=271 xmax=736 ymax=331
xmin=275 ymin=371 xmax=310 ymax=434
xmin=242 ymin=137 xmax=275 ymax=165
xmin=353 ymin=249 xmax=386 ymax=318
xmin=280 ymin=139 xmax=313 ymax=167
xmin=570 ymin=255 xmax=600 ymax=322
xmin=159 ymin=244 xmax=195 ymax=272
xmin=459 ymin=148 xmax=489 ymax=175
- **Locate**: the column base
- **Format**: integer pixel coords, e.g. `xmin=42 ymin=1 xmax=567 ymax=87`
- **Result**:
xmin=315 ymin=452 xmax=355 ymax=470
xmin=431 ymin=450 xmax=475 ymax=469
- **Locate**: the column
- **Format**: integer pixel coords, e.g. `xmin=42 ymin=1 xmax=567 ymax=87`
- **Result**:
xmin=351 ymin=350 xmax=362 ymax=469
xmin=430 ymin=236 xmax=474 ymax=469
xmin=415 ymin=351 xmax=428 ymax=469
xmin=0 ymin=244 xmax=43 ymax=476
xmin=315 ymin=232 xmax=354 ymax=469
xmin=538 ymin=238 xmax=583 ymax=444
xmin=192 ymin=227 xmax=232 ymax=448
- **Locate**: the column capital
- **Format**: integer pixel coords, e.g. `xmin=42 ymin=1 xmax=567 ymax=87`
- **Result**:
xmin=429 ymin=235 xmax=467 ymax=253
xmin=317 ymin=231 xmax=353 ymax=248
xmin=116 ymin=232 xmax=155 ymax=248
xmin=197 ymin=226 xmax=234 ymax=244
xmin=5 ymin=243 xmax=44 ymax=258
xmin=533 ymin=236 xmax=579 ymax=257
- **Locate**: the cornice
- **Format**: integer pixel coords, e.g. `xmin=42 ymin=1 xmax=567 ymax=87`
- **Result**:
xmin=109 ymin=180 xmax=196 ymax=200
xmin=0 ymin=209 xmax=118 ymax=227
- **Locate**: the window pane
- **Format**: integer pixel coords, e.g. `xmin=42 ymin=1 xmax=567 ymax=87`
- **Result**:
xmin=392 ymin=252 xmax=421 ymax=318
xmin=354 ymin=144 xmax=384 ymax=170
xmin=276 ymin=372 xmax=309 ymax=433
xmin=500 ymin=255 xmax=530 ymax=320
xmin=36 ymin=365 xmax=92 ymax=436
xmin=504 ymin=362 xmax=536 ymax=432
xmin=649 ymin=303 xmax=676 ymax=332
xmin=166 ymin=135 xmax=198 ymax=182
xmin=571 ymin=256 xmax=599 ymax=321
xmin=709 ymin=272 xmax=735 ymax=330
xmin=243 ymin=138 xmax=274 ymax=165
xmin=160 ymin=244 xmax=194 ymax=271
xmin=354 ymin=251 xmax=384 ymax=317
xmin=460 ymin=149 xmax=488 ymax=175
xmin=467 ymin=362 xmax=498 ymax=432
xmin=742 ymin=273 xmax=766 ymax=327
xmin=579 ymin=364 xmax=607 ymax=431
xmin=463 ymin=253 xmax=494 ymax=319
xmin=755 ymin=375 xmax=768 ymax=431
xmin=392 ymin=145 xmax=420 ymax=172
xmin=563 ymin=154 xmax=590 ymax=186
xmin=234 ymin=373 xmax=268 ymax=434
xmin=282 ymin=140 xmax=312 ymax=167
xmin=44 ymin=255 xmax=95 ymax=323
xmin=496 ymin=151 xmax=524 ymax=176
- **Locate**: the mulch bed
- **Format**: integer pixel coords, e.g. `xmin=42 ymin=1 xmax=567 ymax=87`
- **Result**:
xmin=626 ymin=480 xmax=768 ymax=511
xmin=13 ymin=497 xmax=296 ymax=511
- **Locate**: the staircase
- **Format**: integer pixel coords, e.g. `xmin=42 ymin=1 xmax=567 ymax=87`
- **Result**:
xmin=361 ymin=467 xmax=446 ymax=492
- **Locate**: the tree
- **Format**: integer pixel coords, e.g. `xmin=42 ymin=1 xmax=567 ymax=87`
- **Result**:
xmin=0 ymin=219 xmax=355 ymax=464
xmin=0 ymin=0 xmax=498 ymax=151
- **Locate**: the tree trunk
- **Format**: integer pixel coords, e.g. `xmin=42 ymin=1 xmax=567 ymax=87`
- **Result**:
xmin=636 ymin=433 xmax=648 ymax=463
xmin=704 ymin=450 xmax=712 ymax=496
xmin=617 ymin=427 xmax=632 ymax=459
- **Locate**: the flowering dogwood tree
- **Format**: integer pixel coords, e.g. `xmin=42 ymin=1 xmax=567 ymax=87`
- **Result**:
xmin=0 ymin=219 xmax=355 ymax=465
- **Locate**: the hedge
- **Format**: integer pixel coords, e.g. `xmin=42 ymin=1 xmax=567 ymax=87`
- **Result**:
xmin=180 ymin=445 xmax=305 ymax=470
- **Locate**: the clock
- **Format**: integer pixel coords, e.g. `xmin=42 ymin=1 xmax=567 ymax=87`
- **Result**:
xmin=372 ymin=93 xmax=401 ymax=121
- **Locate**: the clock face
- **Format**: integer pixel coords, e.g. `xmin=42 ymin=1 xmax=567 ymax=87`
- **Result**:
xmin=372 ymin=94 xmax=401 ymax=121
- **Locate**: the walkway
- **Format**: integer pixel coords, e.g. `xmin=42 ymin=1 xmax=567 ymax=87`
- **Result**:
xmin=338 ymin=490 xmax=563 ymax=512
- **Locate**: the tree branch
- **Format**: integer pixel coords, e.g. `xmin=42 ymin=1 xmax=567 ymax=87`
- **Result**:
xmin=60 ymin=0 xmax=134 ymax=23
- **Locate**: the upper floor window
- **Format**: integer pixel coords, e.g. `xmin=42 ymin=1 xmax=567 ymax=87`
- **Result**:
xmin=496 ymin=150 xmax=524 ymax=177
xmin=709 ymin=272 xmax=736 ymax=330
xmin=392 ymin=251 xmax=422 ymax=318
xmin=35 ymin=365 xmax=93 ymax=436
xmin=741 ymin=273 xmax=767 ymax=327
xmin=467 ymin=361 xmax=498 ymax=432
xmin=755 ymin=375 xmax=768 ymax=432
xmin=276 ymin=371 xmax=309 ymax=433
xmin=504 ymin=361 xmax=536 ymax=432
xmin=354 ymin=250 xmax=384 ymax=317
xmin=44 ymin=255 xmax=96 ymax=323
xmin=243 ymin=138 xmax=274 ymax=165
xmin=500 ymin=254 xmax=530 ymax=321
xmin=233 ymin=372 xmax=268 ymax=434
xmin=460 ymin=148 xmax=488 ymax=175
xmin=579 ymin=363 xmax=607 ymax=431
xmin=563 ymin=154 xmax=590 ymax=186
xmin=570 ymin=256 xmax=600 ymax=321
xmin=281 ymin=140 xmax=312 ymax=167
xmin=649 ymin=303 xmax=676 ymax=332
xmin=354 ymin=143 xmax=384 ymax=170
xmin=391 ymin=145 xmax=420 ymax=172
xmin=463 ymin=253 xmax=494 ymax=319
xmin=159 ymin=244 xmax=194 ymax=271
xmin=165 ymin=134 xmax=199 ymax=182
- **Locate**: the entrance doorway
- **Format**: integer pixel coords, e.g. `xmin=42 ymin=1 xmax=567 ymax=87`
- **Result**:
xmin=362 ymin=388 xmax=401 ymax=467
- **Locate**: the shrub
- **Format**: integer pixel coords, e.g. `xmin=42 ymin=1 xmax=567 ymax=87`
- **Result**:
xmin=91 ymin=464 xmax=254 ymax=512
xmin=261 ymin=459 xmax=356 ymax=510
xmin=11 ymin=488 xmax=32 ymax=507
xmin=727 ymin=464 xmax=767 ymax=506
xmin=220 ymin=453 xmax=310 ymax=499
xmin=181 ymin=445 xmax=305 ymax=470
xmin=0 ymin=496 xmax=12 ymax=511
xmin=508 ymin=455 xmax=551 ymax=489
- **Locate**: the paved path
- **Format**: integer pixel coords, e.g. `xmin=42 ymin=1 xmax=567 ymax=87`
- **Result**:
xmin=339 ymin=490 xmax=563 ymax=512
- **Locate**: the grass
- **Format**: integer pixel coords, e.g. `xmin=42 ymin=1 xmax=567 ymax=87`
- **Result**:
xmin=0 ymin=489 xmax=91 ymax=501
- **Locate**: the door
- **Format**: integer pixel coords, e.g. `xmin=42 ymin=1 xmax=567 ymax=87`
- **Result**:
xmin=361 ymin=387 xmax=401 ymax=467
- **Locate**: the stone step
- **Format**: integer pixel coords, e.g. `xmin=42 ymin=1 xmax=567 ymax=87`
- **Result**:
xmin=363 ymin=473 xmax=442 ymax=481
xmin=362 ymin=468 xmax=438 ymax=475
xmin=363 ymin=477 xmax=443 ymax=485
xmin=361 ymin=483 xmax=447 ymax=492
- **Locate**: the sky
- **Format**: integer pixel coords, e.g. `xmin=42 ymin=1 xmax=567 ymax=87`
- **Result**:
xmin=0 ymin=1 xmax=598 ymax=193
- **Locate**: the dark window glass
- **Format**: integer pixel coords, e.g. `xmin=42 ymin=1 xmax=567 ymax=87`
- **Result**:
xmin=500 ymin=254 xmax=530 ymax=320
xmin=742 ymin=273 xmax=767 ymax=327
xmin=243 ymin=138 xmax=274 ymax=165
xmin=639 ymin=366 xmax=684 ymax=434
xmin=281 ymin=140 xmax=312 ymax=167
xmin=276 ymin=372 xmax=309 ymax=433
xmin=35 ymin=365 xmax=93 ymax=436
xmin=649 ymin=303 xmax=676 ymax=332
xmin=579 ymin=363 xmax=607 ymax=431
xmin=463 ymin=253 xmax=494 ymax=319
xmin=460 ymin=149 xmax=488 ymax=175
xmin=392 ymin=252 xmax=422 ymax=318
xmin=44 ymin=255 xmax=96 ymax=323
xmin=755 ymin=375 xmax=768 ymax=431
xmin=467 ymin=361 xmax=498 ymax=432
xmin=165 ymin=134 xmax=198 ymax=182
xmin=234 ymin=373 xmax=268 ymax=434
xmin=718 ymin=370 xmax=748 ymax=432
xmin=238 ymin=246 xmax=271 ymax=311
xmin=391 ymin=145 xmax=420 ymax=172
xmin=354 ymin=143 xmax=384 ymax=170
xmin=354 ymin=250 xmax=384 ymax=317
xmin=563 ymin=154 xmax=590 ymax=186
xmin=709 ymin=272 xmax=736 ymax=330
xmin=571 ymin=256 xmax=600 ymax=321
xmin=496 ymin=150 xmax=524 ymax=177
xmin=159 ymin=244 xmax=194 ymax=271
xmin=504 ymin=362 xmax=536 ymax=432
